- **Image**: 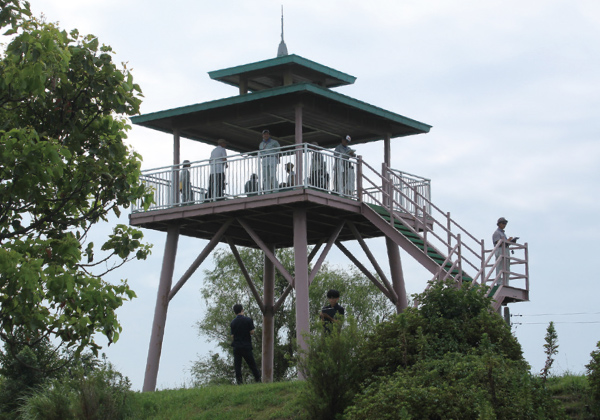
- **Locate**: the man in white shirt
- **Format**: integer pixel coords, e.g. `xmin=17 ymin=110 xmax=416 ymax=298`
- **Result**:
xmin=207 ymin=138 xmax=227 ymax=200
xmin=258 ymin=130 xmax=280 ymax=192
xmin=334 ymin=135 xmax=355 ymax=195
xmin=492 ymin=217 xmax=514 ymax=286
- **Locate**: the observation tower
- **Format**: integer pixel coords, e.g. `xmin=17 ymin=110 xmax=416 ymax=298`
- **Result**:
xmin=130 ymin=34 xmax=529 ymax=392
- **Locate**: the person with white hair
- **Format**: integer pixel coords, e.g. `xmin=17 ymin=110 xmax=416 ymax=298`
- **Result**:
xmin=207 ymin=138 xmax=227 ymax=200
xmin=258 ymin=129 xmax=280 ymax=192
xmin=333 ymin=135 xmax=356 ymax=195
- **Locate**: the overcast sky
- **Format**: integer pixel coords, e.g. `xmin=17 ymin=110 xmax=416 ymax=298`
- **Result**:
xmin=28 ymin=0 xmax=600 ymax=390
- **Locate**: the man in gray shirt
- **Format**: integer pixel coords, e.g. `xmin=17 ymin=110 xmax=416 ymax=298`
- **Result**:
xmin=492 ymin=217 xmax=514 ymax=286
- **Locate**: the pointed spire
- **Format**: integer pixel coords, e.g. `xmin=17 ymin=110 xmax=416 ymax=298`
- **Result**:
xmin=277 ymin=5 xmax=288 ymax=57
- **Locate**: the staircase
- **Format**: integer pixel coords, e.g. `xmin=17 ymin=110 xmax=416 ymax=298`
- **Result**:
xmin=357 ymin=159 xmax=529 ymax=310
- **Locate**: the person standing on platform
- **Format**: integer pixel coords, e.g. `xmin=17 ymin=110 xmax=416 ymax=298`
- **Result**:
xmin=334 ymin=135 xmax=355 ymax=195
xmin=492 ymin=217 xmax=514 ymax=286
xmin=309 ymin=141 xmax=328 ymax=189
xmin=258 ymin=129 xmax=280 ymax=192
xmin=230 ymin=304 xmax=261 ymax=385
xmin=207 ymin=138 xmax=227 ymax=200
xmin=180 ymin=160 xmax=192 ymax=204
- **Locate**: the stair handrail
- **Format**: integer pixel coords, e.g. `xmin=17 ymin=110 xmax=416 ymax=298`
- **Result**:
xmin=359 ymin=159 xmax=480 ymax=278
xmin=383 ymin=164 xmax=484 ymax=274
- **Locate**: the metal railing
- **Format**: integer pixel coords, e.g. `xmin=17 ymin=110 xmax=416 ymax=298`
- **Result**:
xmin=132 ymin=142 xmax=528 ymax=302
xmin=132 ymin=143 xmax=361 ymax=212
xmin=358 ymin=161 xmax=528 ymax=295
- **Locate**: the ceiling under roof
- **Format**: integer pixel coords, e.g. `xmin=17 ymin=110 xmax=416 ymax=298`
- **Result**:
xmin=131 ymin=55 xmax=431 ymax=153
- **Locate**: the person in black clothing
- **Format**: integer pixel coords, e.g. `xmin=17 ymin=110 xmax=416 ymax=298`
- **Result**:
xmin=320 ymin=289 xmax=345 ymax=325
xmin=230 ymin=304 xmax=261 ymax=385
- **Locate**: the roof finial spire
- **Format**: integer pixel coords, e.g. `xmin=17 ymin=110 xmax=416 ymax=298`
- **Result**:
xmin=277 ymin=5 xmax=288 ymax=57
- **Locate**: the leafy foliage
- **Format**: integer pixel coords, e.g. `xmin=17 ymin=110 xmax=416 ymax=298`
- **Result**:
xmin=190 ymin=247 xmax=395 ymax=385
xmin=0 ymin=0 xmax=152 ymax=357
xmin=0 ymin=336 xmax=68 ymax=419
xmin=296 ymin=279 xmax=563 ymax=419
xmin=586 ymin=340 xmax=600 ymax=415
xmin=541 ymin=321 xmax=559 ymax=383
xmin=297 ymin=317 xmax=365 ymax=420
xmin=357 ymin=280 xmax=523 ymax=382
xmin=18 ymin=356 xmax=133 ymax=420
xmin=346 ymin=345 xmax=566 ymax=420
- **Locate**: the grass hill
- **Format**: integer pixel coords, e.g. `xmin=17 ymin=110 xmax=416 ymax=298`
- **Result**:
xmin=124 ymin=374 xmax=596 ymax=420
xmin=126 ymin=381 xmax=305 ymax=420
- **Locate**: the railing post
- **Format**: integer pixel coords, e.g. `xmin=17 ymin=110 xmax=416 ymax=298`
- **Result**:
xmin=524 ymin=243 xmax=529 ymax=292
xmin=356 ymin=156 xmax=363 ymax=202
xmin=481 ymin=240 xmax=486 ymax=285
xmin=447 ymin=211 xmax=452 ymax=256
xmin=457 ymin=234 xmax=462 ymax=285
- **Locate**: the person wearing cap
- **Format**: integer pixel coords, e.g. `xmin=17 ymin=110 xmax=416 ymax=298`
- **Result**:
xmin=258 ymin=130 xmax=280 ymax=192
xmin=492 ymin=217 xmax=514 ymax=286
xmin=334 ymin=135 xmax=356 ymax=195
xmin=207 ymin=139 xmax=228 ymax=200
xmin=180 ymin=160 xmax=193 ymax=204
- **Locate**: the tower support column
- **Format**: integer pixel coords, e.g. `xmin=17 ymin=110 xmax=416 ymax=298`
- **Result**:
xmin=262 ymin=244 xmax=275 ymax=383
xmin=387 ymin=237 xmax=408 ymax=312
xmin=143 ymin=226 xmax=179 ymax=391
xmin=294 ymin=208 xmax=309 ymax=379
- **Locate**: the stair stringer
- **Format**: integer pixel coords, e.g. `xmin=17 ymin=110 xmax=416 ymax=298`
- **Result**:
xmin=361 ymin=203 xmax=455 ymax=278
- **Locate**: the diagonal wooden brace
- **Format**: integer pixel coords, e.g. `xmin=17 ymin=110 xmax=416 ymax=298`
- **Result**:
xmin=236 ymin=217 xmax=295 ymax=286
xmin=226 ymin=237 xmax=265 ymax=314
xmin=168 ymin=219 xmax=233 ymax=301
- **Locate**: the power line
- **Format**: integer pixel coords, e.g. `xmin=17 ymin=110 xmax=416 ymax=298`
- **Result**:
xmin=513 ymin=321 xmax=600 ymax=325
xmin=512 ymin=312 xmax=600 ymax=317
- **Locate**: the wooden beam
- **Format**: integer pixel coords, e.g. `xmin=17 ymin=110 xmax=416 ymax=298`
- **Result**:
xmin=226 ymin=238 xmax=265 ymax=313
xmin=347 ymin=221 xmax=398 ymax=301
xmin=308 ymin=221 xmax=345 ymax=284
xmin=168 ymin=219 xmax=233 ymax=301
xmin=237 ymin=217 xmax=295 ymax=286
xmin=335 ymin=241 xmax=394 ymax=301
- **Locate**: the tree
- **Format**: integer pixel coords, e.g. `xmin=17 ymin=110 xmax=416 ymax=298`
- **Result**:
xmin=357 ymin=280 xmax=523 ymax=382
xmin=541 ymin=321 xmax=558 ymax=383
xmin=585 ymin=340 xmax=600 ymax=415
xmin=0 ymin=0 xmax=152 ymax=359
xmin=190 ymin=247 xmax=395 ymax=385
xmin=297 ymin=279 xmax=562 ymax=419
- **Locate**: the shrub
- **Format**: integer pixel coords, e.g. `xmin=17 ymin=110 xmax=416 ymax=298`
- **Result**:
xmin=19 ymin=357 xmax=133 ymax=420
xmin=586 ymin=340 xmax=600 ymax=414
xmin=297 ymin=316 xmax=365 ymax=420
xmin=357 ymin=280 xmax=523 ymax=383
xmin=345 ymin=346 xmax=565 ymax=420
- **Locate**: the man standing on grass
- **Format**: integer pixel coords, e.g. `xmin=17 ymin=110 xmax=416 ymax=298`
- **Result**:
xmin=230 ymin=304 xmax=261 ymax=385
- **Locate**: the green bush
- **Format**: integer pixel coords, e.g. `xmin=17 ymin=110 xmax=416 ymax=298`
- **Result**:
xmin=19 ymin=358 xmax=133 ymax=420
xmin=0 ymin=336 xmax=68 ymax=420
xmin=357 ymin=280 xmax=523 ymax=382
xmin=585 ymin=340 xmax=600 ymax=415
xmin=345 ymin=347 xmax=565 ymax=420
xmin=297 ymin=317 xmax=365 ymax=420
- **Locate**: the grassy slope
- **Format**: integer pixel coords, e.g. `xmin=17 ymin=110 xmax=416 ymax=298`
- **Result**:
xmin=126 ymin=375 xmax=598 ymax=420
xmin=126 ymin=381 xmax=305 ymax=420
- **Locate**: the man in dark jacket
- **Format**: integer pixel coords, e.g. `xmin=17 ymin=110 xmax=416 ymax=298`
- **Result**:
xmin=320 ymin=289 xmax=345 ymax=326
xmin=230 ymin=304 xmax=261 ymax=384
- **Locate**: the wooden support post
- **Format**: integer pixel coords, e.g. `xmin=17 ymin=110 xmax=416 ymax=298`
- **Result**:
xmin=294 ymin=208 xmax=309 ymax=379
xmin=387 ymin=237 xmax=408 ymax=313
xmin=295 ymin=104 xmax=303 ymax=186
xmin=262 ymin=244 xmax=275 ymax=383
xmin=143 ymin=226 xmax=179 ymax=392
